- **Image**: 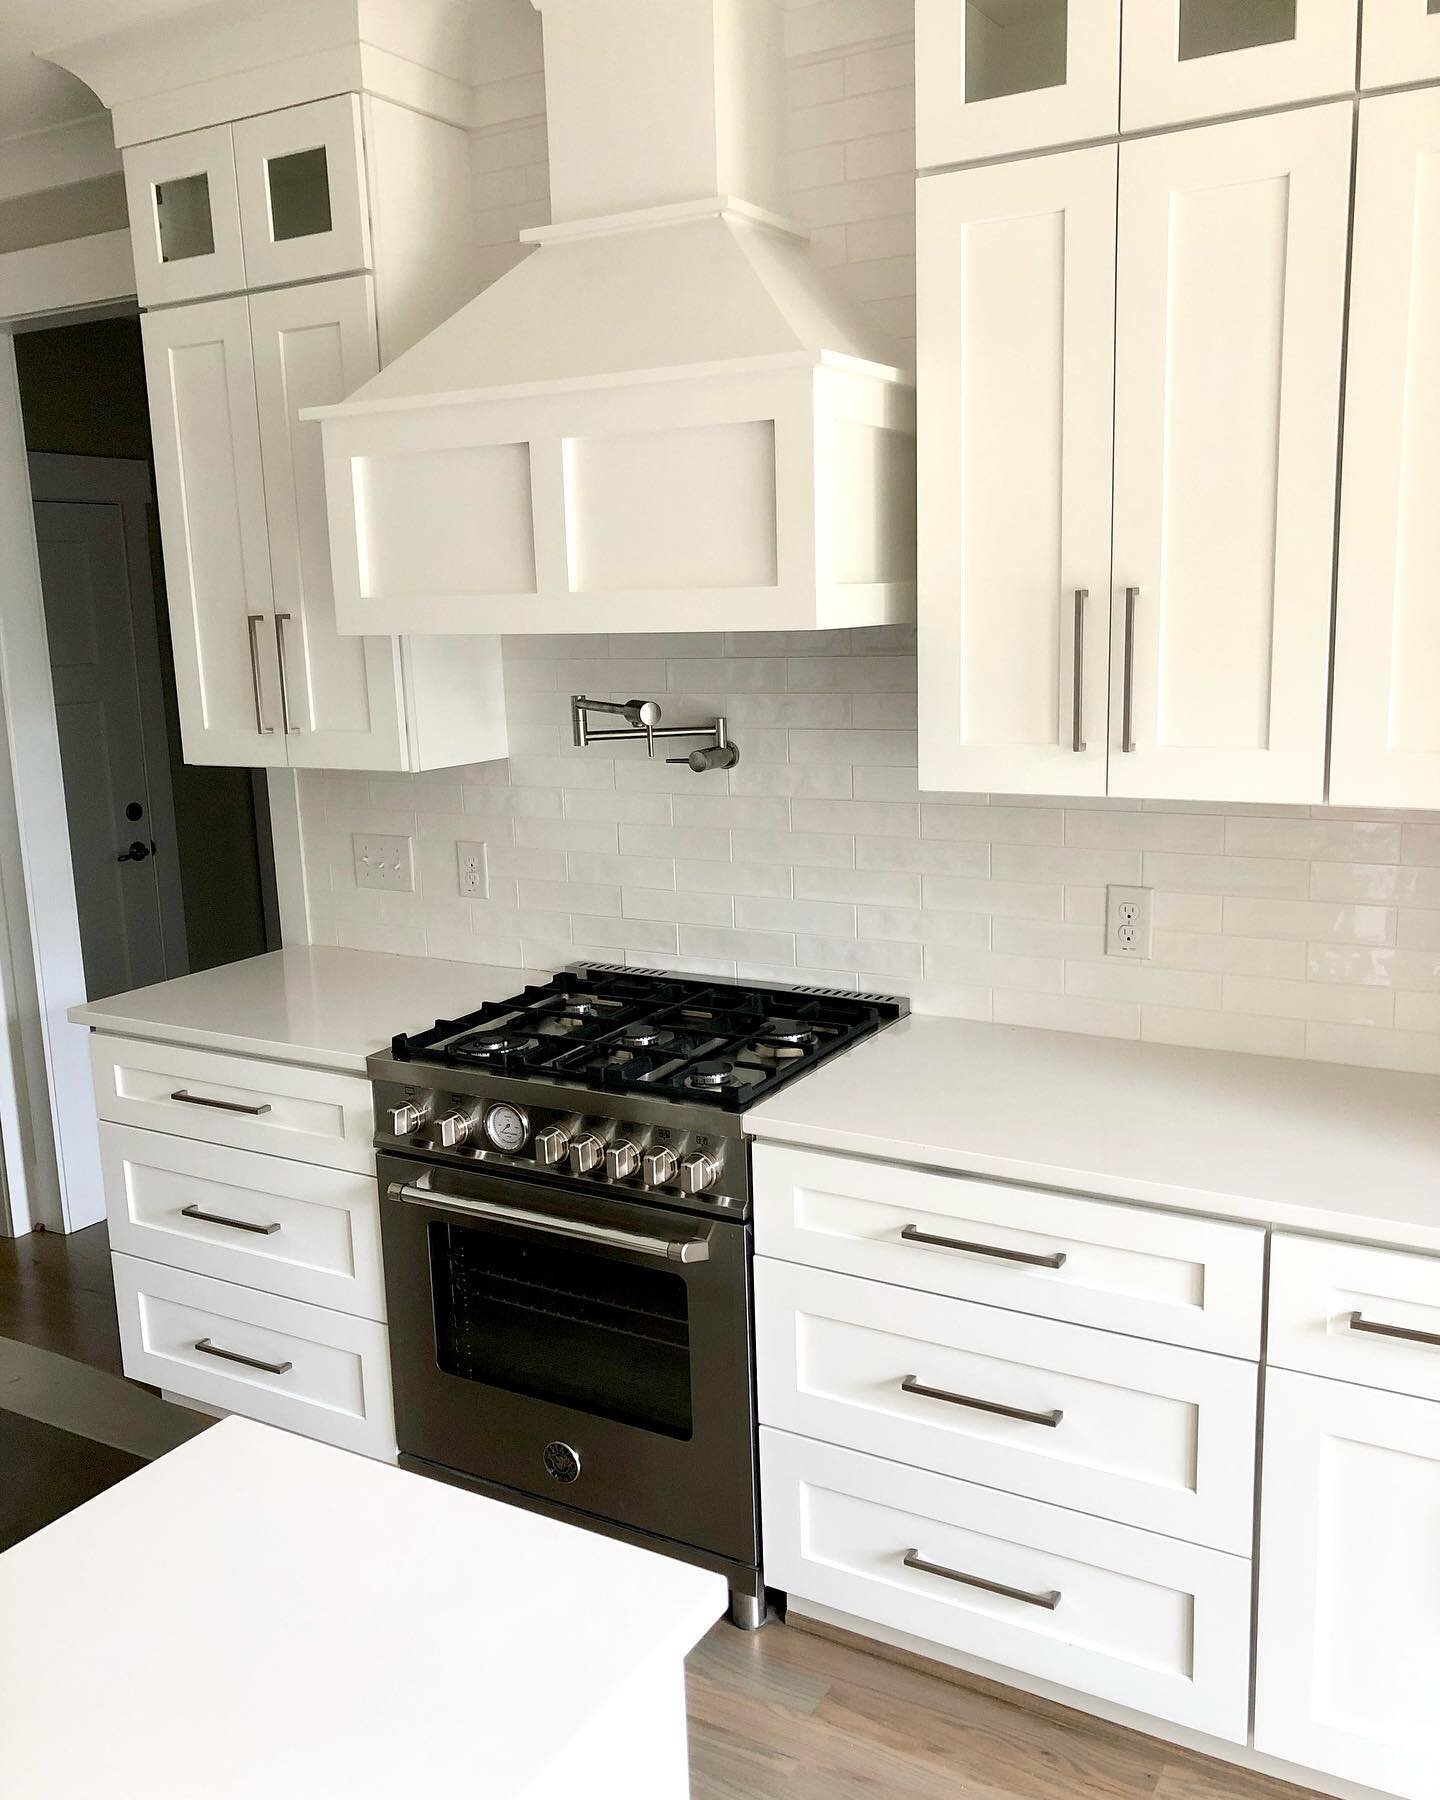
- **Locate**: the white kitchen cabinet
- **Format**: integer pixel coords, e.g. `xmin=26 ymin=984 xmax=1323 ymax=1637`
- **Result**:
xmin=1362 ymin=0 xmax=1440 ymax=88
xmin=141 ymin=295 xmax=286 ymax=768
xmin=1109 ymin=104 xmax=1350 ymax=803
xmin=1121 ymin=0 xmax=1358 ymax=133
xmin=123 ymin=123 xmax=247 ymax=308
xmin=1255 ymin=1369 xmax=1440 ymax=1798
xmin=915 ymin=0 xmax=1120 ymax=167
xmin=1330 ymin=90 xmax=1440 ymax=809
xmin=917 ymin=145 xmax=1115 ymax=796
xmin=144 ymin=280 xmax=506 ymax=771
xmin=232 ymin=96 xmax=371 ymax=293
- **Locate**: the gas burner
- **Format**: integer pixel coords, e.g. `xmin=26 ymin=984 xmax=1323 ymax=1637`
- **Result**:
xmin=620 ymin=1025 xmax=674 ymax=1051
xmin=560 ymin=996 xmax=604 ymax=1017
xmin=454 ymin=1031 xmax=539 ymax=1060
xmin=757 ymin=1018 xmax=817 ymax=1048
xmin=685 ymin=1059 xmax=744 ymax=1091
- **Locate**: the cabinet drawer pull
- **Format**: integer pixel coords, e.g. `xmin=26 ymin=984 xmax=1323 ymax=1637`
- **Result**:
xmin=1071 ymin=588 xmax=1087 ymax=753
xmin=901 ymin=1374 xmax=1063 ymax=1428
xmin=274 ymin=612 xmax=301 ymax=735
xmin=903 ymin=1548 xmax=1061 ymax=1612
xmin=901 ymin=1224 xmax=1067 ymax=1270
xmin=180 ymin=1203 xmax=280 ymax=1237
xmin=1120 ymin=585 xmax=1138 ymax=754
xmin=170 ymin=1089 xmax=272 ymax=1117
xmin=193 ymin=1337 xmax=293 ymax=1376
xmin=1347 ymin=1310 xmax=1440 ymax=1350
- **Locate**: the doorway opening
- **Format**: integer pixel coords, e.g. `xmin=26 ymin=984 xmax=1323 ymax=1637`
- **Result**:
xmin=13 ymin=314 xmax=278 ymax=999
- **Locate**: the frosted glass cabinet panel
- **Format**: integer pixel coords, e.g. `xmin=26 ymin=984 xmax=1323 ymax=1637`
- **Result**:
xmin=1109 ymin=105 xmax=1351 ymax=803
xmin=1330 ymin=91 xmax=1440 ymax=807
xmin=1255 ymin=1370 xmax=1440 ymax=1800
xmin=1122 ymin=0 xmax=1359 ymax=131
xmin=918 ymin=146 xmax=1116 ymax=794
xmin=916 ymin=0 xmax=1120 ymax=166
xmin=1362 ymin=0 xmax=1440 ymax=87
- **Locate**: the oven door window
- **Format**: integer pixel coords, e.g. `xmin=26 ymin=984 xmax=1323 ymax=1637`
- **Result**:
xmin=428 ymin=1221 xmax=693 ymax=1439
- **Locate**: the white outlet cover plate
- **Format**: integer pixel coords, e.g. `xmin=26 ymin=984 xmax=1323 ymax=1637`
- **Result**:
xmin=456 ymin=840 xmax=489 ymax=899
xmin=353 ymin=833 xmax=414 ymax=892
xmin=1106 ymin=884 xmax=1153 ymax=958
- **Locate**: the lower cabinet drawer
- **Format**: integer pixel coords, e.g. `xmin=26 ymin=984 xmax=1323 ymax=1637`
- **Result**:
xmin=102 ymin=1124 xmax=385 ymax=1319
xmin=1268 ymin=1232 xmax=1440 ymax=1403
xmin=756 ymin=1259 xmax=1256 ymax=1552
xmin=112 ymin=1253 xmax=395 ymax=1460
xmin=760 ymin=1428 xmax=1252 ymax=1743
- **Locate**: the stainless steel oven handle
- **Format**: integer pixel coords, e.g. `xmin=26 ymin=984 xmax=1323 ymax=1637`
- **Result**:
xmin=388 ymin=1179 xmax=711 ymax=1264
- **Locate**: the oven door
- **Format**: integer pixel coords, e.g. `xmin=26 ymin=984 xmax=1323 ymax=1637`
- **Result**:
xmin=378 ymin=1153 xmax=756 ymax=1565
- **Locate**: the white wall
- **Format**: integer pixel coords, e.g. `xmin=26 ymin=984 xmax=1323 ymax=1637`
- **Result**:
xmin=296 ymin=0 xmax=1440 ymax=1078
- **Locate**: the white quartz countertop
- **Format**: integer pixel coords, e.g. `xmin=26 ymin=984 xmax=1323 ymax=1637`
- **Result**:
xmin=68 ymin=946 xmax=543 ymax=1073
xmin=0 ymin=1417 xmax=724 ymax=1799
xmin=745 ymin=1015 xmax=1440 ymax=1251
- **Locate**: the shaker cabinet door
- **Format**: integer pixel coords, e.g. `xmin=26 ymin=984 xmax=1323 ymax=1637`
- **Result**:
xmin=915 ymin=0 xmax=1120 ymax=168
xmin=233 ymin=96 xmax=372 ymax=291
xmin=123 ymin=124 xmax=246 ymax=308
xmin=248 ymin=277 xmax=408 ymax=772
xmin=1255 ymin=1369 xmax=1440 ymax=1800
xmin=141 ymin=297 xmax=287 ymax=768
xmin=1330 ymin=91 xmax=1440 ymax=808
xmin=918 ymin=145 xmax=1116 ymax=796
xmin=1109 ymin=105 xmax=1350 ymax=803
xmin=1121 ymin=0 xmax=1358 ymax=133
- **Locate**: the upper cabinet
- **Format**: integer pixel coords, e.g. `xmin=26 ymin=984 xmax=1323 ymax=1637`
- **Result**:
xmin=1362 ymin=0 xmax=1440 ymax=88
xmin=915 ymin=0 xmax=1121 ymax=167
xmin=1121 ymin=0 xmax=1359 ymax=132
xmin=125 ymin=98 xmax=371 ymax=309
xmin=1109 ymin=105 xmax=1349 ymax=803
xmin=1330 ymin=89 xmax=1440 ymax=807
xmin=917 ymin=146 xmax=1116 ymax=795
xmin=918 ymin=105 xmax=1350 ymax=803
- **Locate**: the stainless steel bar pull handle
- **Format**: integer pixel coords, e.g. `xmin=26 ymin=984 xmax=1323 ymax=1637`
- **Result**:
xmin=181 ymin=1203 xmax=280 ymax=1237
xmin=1347 ymin=1310 xmax=1440 ymax=1350
xmin=274 ymin=612 xmax=300 ymax=734
xmin=901 ymin=1223 xmax=1066 ymax=1270
xmin=246 ymin=613 xmax=274 ymax=735
xmin=902 ymin=1374 xmax=1063 ymax=1429
xmin=903 ymin=1549 xmax=1061 ymax=1612
xmin=390 ymin=1180 xmax=711 ymax=1264
xmin=1072 ymin=589 xmax=1087 ymax=753
xmin=193 ymin=1337 xmax=292 ymax=1376
xmin=170 ymin=1089 xmax=272 ymax=1117
xmin=1121 ymin=586 xmax=1138 ymax=754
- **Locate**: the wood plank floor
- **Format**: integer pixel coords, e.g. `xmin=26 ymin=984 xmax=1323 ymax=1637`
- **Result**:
xmin=685 ymin=1617 xmax=1319 ymax=1800
xmin=0 ymin=1221 xmax=121 ymax=1376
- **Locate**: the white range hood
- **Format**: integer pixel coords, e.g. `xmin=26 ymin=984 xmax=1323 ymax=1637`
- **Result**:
xmin=311 ymin=0 xmax=916 ymax=637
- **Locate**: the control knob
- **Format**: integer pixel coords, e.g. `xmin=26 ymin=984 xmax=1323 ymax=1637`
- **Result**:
xmin=568 ymin=1132 xmax=604 ymax=1175
xmin=605 ymin=1139 xmax=641 ymax=1182
xmin=533 ymin=1125 xmax=570 ymax=1167
xmin=387 ymin=1097 xmax=431 ymax=1137
xmin=434 ymin=1108 xmax=478 ymax=1149
xmin=679 ymin=1151 xmax=720 ymax=1196
xmin=641 ymin=1145 xmax=679 ymax=1188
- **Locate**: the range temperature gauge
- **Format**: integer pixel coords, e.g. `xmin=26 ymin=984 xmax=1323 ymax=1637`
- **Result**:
xmin=482 ymin=1102 xmax=531 ymax=1155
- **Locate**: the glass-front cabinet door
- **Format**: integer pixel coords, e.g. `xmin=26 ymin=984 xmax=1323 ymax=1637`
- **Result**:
xmin=233 ymin=95 xmax=372 ymax=290
xmin=1122 ymin=0 xmax=1359 ymax=132
xmin=1362 ymin=0 xmax=1440 ymax=88
xmin=916 ymin=0 xmax=1121 ymax=167
xmin=123 ymin=123 xmax=247 ymax=307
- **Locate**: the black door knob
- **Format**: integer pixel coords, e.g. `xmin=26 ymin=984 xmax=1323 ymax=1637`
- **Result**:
xmin=116 ymin=840 xmax=152 ymax=864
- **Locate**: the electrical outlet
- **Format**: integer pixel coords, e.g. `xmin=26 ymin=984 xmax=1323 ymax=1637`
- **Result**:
xmin=457 ymin=840 xmax=489 ymax=899
xmin=1106 ymin=884 xmax=1152 ymax=959
xmin=353 ymin=833 xmax=413 ymax=892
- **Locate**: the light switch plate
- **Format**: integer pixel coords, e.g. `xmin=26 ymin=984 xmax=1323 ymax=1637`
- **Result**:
xmin=1106 ymin=884 xmax=1152 ymax=958
xmin=353 ymin=833 xmax=413 ymax=892
xmin=457 ymin=840 xmax=488 ymax=899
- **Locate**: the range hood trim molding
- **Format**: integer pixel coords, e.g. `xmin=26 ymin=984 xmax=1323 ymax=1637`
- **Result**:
xmin=518 ymin=194 xmax=809 ymax=250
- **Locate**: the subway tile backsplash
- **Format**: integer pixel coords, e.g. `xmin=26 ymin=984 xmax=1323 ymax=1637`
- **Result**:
xmin=298 ymin=628 xmax=1440 ymax=1075
xmin=292 ymin=4 xmax=1440 ymax=1076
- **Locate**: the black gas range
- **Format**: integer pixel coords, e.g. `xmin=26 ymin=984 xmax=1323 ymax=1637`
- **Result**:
xmin=369 ymin=964 xmax=907 ymax=1627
